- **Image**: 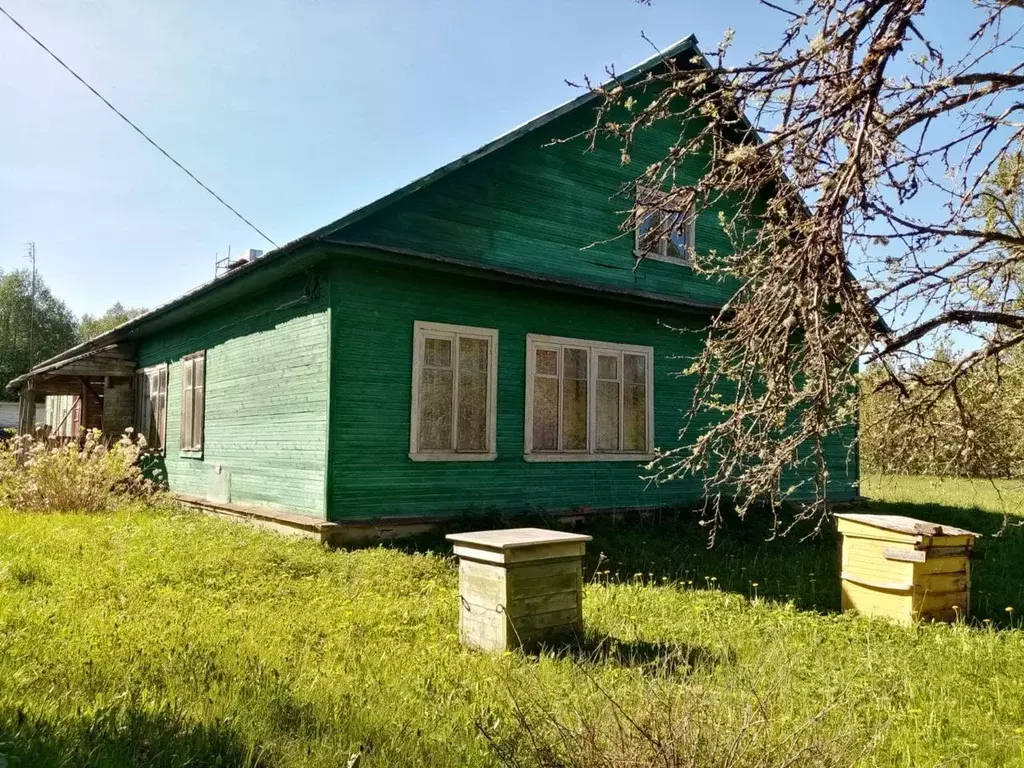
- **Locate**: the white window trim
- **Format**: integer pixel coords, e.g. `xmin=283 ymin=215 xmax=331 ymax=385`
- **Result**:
xmin=135 ymin=363 xmax=168 ymax=452
xmin=524 ymin=334 xmax=655 ymax=462
xmin=634 ymin=184 xmax=696 ymax=268
xmin=410 ymin=321 xmax=498 ymax=462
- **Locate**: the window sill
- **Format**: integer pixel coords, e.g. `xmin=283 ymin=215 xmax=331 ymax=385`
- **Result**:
xmin=524 ymin=452 xmax=655 ymax=463
xmin=179 ymin=449 xmax=204 ymax=460
xmin=634 ymin=250 xmax=694 ymax=268
xmin=409 ymin=452 xmax=497 ymax=462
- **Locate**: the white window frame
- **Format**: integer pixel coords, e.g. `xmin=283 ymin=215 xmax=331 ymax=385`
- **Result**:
xmin=524 ymin=334 xmax=655 ymax=462
xmin=634 ymin=184 xmax=696 ymax=267
xmin=410 ymin=321 xmax=498 ymax=462
xmin=134 ymin=363 xmax=168 ymax=451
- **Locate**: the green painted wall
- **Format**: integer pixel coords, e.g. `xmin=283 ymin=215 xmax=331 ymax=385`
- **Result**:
xmin=327 ymin=254 xmax=857 ymax=520
xmin=137 ymin=273 xmax=330 ymax=518
xmin=335 ymin=85 xmax=740 ymax=308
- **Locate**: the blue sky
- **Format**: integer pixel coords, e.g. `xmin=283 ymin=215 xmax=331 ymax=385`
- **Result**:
xmin=0 ymin=0 xmax=787 ymax=317
xmin=0 ymin=1 xmax=993 ymax=325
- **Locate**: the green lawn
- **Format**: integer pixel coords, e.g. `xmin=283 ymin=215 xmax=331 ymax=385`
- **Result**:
xmin=2 ymin=477 xmax=1024 ymax=766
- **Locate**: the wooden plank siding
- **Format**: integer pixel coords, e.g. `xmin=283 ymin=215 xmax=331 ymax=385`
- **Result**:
xmin=327 ymin=254 xmax=859 ymax=520
xmin=332 ymin=85 xmax=742 ymax=309
xmin=136 ymin=273 xmax=330 ymax=518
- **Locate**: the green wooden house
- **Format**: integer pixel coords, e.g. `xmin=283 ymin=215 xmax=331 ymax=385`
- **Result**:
xmin=11 ymin=36 xmax=858 ymax=541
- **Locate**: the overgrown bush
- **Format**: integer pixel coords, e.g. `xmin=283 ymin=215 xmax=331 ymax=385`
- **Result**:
xmin=0 ymin=428 xmax=162 ymax=512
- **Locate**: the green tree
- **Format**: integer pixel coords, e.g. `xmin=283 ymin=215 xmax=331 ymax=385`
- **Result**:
xmin=0 ymin=269 xmax=78 ymax=401
xmin=78 ymin=302 xmax=146 ymax=342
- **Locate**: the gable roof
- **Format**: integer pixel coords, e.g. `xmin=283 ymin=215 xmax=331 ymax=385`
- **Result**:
xmin=11 ymin=34 xmax=704 ymax=388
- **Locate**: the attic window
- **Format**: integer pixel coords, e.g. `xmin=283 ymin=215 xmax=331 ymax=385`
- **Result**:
xmin=635 ymin=185 xmax=696 ymax=267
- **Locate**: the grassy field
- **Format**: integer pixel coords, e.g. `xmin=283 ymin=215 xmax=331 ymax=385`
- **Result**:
xmin=1 ymin=476 xmax=1024 ymax=766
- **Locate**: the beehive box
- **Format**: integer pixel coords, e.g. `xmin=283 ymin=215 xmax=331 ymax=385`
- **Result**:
xmin=836 ymin=513 xmax=981 ymax=625
xmin=446 ymin=528 xmax=592 ymax=651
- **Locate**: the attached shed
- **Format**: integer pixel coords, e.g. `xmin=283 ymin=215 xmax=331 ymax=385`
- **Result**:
xmin=11 ymin=343 xmax=137 ymax=437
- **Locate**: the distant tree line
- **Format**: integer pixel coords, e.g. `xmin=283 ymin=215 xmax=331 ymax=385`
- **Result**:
xmin=0 ymin=268 xmax=146 ymax=401
xmin=860 ymin=352 xmax=1024 ymax=480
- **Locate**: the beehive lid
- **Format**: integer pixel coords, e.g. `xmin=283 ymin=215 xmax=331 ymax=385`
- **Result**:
xmin=835 ymin=513 xmax=980 ymax=538
xmin=446 ymin=527 xmax=593 ymax=549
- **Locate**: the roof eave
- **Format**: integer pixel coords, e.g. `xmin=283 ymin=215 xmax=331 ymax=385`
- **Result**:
xmin=7 ymin=232 xmax=321 ymax=390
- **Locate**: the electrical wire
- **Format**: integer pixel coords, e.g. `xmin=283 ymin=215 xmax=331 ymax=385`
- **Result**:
xmin=0 ymin=3 xmax=279 ymax=248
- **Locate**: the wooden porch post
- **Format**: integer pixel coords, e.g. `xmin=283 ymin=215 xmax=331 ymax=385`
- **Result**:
xmin=17 ymin=380 xmax=36 ymax=436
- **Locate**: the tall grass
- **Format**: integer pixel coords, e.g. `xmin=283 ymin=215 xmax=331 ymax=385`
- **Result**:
xmin=0 ymin=478 xmax=1023 ymax=766
xmin=0 ymin=429 xmax=161 ymax=512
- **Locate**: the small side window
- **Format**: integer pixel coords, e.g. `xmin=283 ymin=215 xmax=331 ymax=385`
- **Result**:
xmin=135 ymin=364 xmax=168 ymax=450
xmin=179 ymin=352 xmax=206 ymax=454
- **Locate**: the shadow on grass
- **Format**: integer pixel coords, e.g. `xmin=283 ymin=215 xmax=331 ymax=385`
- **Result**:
xmin=0 ymin=705 xmax=270 ymax=768
xmin=552 ymin=633 xmax=729 ymax=678
xmin=380 ymin=494 xmax=1024 ymax=624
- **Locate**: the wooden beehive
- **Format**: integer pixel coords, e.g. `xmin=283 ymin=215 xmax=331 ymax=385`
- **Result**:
xmin=836 ymin=513 xmax=981 ymax=625
xmin=446 ymin=528 xmax=592 ymax=651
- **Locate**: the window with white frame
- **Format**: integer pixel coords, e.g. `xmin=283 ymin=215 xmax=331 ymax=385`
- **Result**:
xmin=525 ymin=334 xmax=653 ymax=460
xmin=410 ymin=322 xmax=498 ymax=460
xmin=180 ymin=351 xmax=206 ymax=453
xmin=135 ymin=364 xmax=168 ymax=450
xmin=635 ymin=185 xmax=696 ymax=266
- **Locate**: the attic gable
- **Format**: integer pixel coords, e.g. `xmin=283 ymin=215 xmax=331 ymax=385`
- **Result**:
xmin=318 ymin=37 xmax=747 ymax=308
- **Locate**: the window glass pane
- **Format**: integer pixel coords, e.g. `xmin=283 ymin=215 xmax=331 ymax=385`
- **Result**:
xmin=181 ymin=362 xmax=193 ymax=450
xmin=535 ymin=348 xmax=558 ymax=377
xmin=623 ymin=353 xmax=647 ymax=452
xmin=597 ymin=354 xmax=618 ymax=380
xmin=418 ymin=368 xmax=453 ymax=450
xmin=157 ymin=367 xmax=168 ymax=450
xmin=148 ymin=375 xmax=160 ymax=446
xmin=561 ymin=347 xmax=588 ymax=450
xmin=456 ymin=337 xmax=488 ymax=452
xmin=533 ymin=377 xmax=559 ymax=451
xmin=192 ymin=357 xmax=205 ymax=451
xmin=665 ymin=210 xmax=691 ymax=259
xmin=623 ymin=353 xmax=646 ymax=385
xmin=637 ymin=208 xmax=662 ymax=253
xmin=596 ymin=379 xmax=620 ymax=452
xmin=135 ymin=373 xmax=149 ymax=436
xmin=424 ymin=337 xmax=452 ymax=368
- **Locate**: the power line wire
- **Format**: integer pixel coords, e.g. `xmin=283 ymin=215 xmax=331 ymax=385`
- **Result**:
xmin=0 ymin=4 xmax=278 ymax=248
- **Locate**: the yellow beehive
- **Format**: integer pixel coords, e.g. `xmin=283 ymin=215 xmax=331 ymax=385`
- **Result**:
xmin=836 ymin=513 xmax=981 ymax=625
